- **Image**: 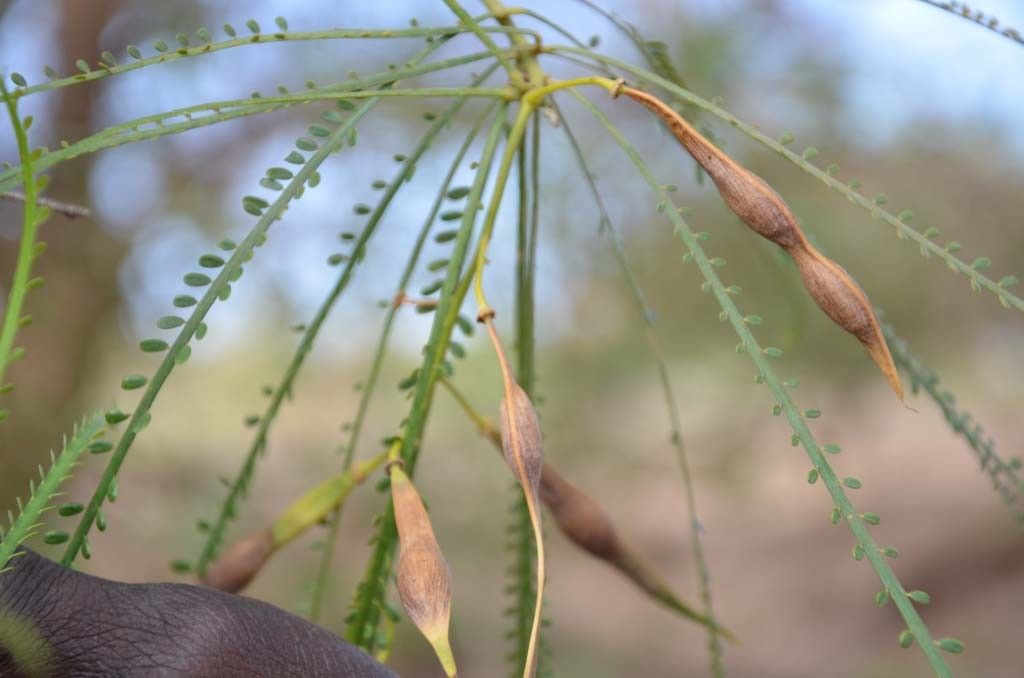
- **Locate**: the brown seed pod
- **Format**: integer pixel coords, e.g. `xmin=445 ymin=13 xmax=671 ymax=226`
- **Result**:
xmin=485 ymin=318 xmax=546 ymax=678
xmin=390 ymin=463 xmax=457 ymax=678
xmin=538 ymin=467 xmax=619 ymax=561
xmin=790 ymin=246 xmax=902 ymax=397
xmin=500 ymin=380 xmax=544 ymax=498
xmin=201 ymin=529 xmax=273 ymax=593
xmin=538 ymin=468 xmax=735 ymax=641
xmin=618 ymin=85 xmax=902 ymax=399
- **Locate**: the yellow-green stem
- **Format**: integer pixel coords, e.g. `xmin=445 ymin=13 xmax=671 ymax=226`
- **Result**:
xmin=480 ymin=0 xmax=547 ymax=87
xmin=472 ymin=76 xmax=618 ymax=316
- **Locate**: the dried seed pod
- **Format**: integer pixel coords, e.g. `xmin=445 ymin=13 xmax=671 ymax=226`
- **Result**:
xmin=500 ymin=380 xmax=544 ymax=498
xmin=790 ymin=247 xmax=902 ymax=397
xmin=539 ymin=467 xmax=618 ymax=560
xmin=201 ymin=529 xmax=273 ymax=593
xmin=390 ymin=464 xmax=457 ymax=678
xmin=486 ymin=319 xmax=545 ymax=678
xmin=618 ymin=85 xmax=902 ymax=398
xmin=539 ymin=468 xmax=735 ymax=641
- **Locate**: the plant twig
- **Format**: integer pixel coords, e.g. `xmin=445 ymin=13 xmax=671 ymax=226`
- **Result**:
xmin=0 ymin=191 xmax=90 ymax=218
xmin=914 ymin=1 xmax=1024 ymax=47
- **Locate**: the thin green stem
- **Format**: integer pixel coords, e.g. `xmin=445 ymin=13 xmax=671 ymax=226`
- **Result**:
xmin=0 ymin=81 xmax=43 ymax=402
xmin=307 ymin=96 xmax=500 ymax=623
xmin=0 ymin=414 xmax=105 ymax=572
xmin=574 ymin=89 xmax=954 ymax=678
xmin=443 ymin=0 xmax=522 ymax=86
xmin=549 ymin=45 xmax=1024 ymax=315
xmin=473 ymin=77 xmax=619 ymax=316
xmin=0 ymin=49 xmax=523 ymax=194
xmin=2 ymin=24 xmax=541 ymax=102
xmin=346 ymin=105 xmax=510 ymax=651
xmin=553 ymin=97 xmax=724 ymax=674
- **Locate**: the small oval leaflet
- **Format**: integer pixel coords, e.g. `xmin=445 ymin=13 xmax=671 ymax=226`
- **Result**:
xmin=121 ymin=374 xmax=148 ymax=390
xmin=455 ymin=315 xmax=474 ymax=336
xmin=58 ymin=503 xmax=84 ymax=517
xmin=199 ymin=254 xmax=225 ymax=268
xmin=43 ymin=531 xmax=69 ymax=545
xmin=907 ymin=590 xmax=931 ymax=604
xmin=420 ymin=280 xmax=444 ymax=296
xmin=173 ymin=294 xmax=197 ymax=308
xmin=105 ymin=409 xmax=130 ymax=424
xmin=88 ymin=440 xmax=113 ymax=454
xmin=183 ymin=272 xmax=212 ymax=287
xmin=140 ymin=339 xmax=169 ymax=353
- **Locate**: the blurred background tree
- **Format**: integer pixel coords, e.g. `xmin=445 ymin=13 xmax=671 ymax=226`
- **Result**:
xmin=1 ymin=1 xmax=1022 ymax=676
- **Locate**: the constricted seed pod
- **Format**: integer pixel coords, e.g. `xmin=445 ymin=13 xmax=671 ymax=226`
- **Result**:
xmin=463 ymin=385 xmax=733 ymax=638
xmin=201 ymin=529 xmax=273 ymax=593
xmin=618 ymin=85 xmax=903 ymax=399
xmin=390 ymin=464 xmax=457 ymax=678
xmin=538 ymin=468 xmax=735 ymax=641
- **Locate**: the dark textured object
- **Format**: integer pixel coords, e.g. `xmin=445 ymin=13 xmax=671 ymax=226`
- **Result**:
xmin=0 ymin=549 xmax=396 ymax=677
